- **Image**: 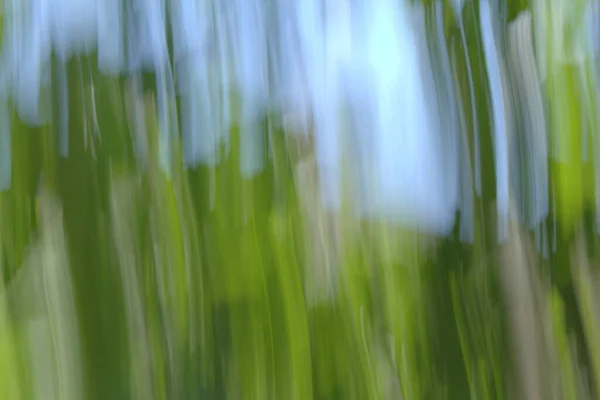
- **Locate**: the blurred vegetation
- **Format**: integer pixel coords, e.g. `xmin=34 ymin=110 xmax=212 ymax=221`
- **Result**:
xmin=0 ymin=1 xmax=600 ymax=399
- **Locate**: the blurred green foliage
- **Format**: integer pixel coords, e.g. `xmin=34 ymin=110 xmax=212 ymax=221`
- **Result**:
xmin=1 ymin=1 xmax=600 ymax=399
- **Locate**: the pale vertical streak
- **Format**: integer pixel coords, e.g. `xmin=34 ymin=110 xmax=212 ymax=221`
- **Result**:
xmin=480 ymin=0 xmax=509 ymax=242
xmin=518 ymin=18 xmax=536 ymax=227
xmin=39 ymin=194 xmax=84 ymax=400
xmin=215 ymin=1 xmax=233 ymax=151
xmin=178 ymin=1 xmax=218 ymax=166
xmin=357 ymin=1 xmax=455 ymax=233
xmin=582 ymin=69 xmax=590 ymax=163
xmin=51 ymin=0 xmax=97 ymax=61
xmin=595 ymin=123 xmax=600 ymax=233
xmin=521 ymin=12 xmax=550 ymax=225
xmin=126 ymin=75 xmax=149 ymax=168
xmin=507 ymin=15 xmax=529 ymax=228
xmin=0 ymin=98 xmax=10 ymax=191
xmin=552 ymin=182 xmax=557 ymax=252
xmin=57 ymin=60 xmax=69 ymax=158
xmin=576 ymin=3 xmax=600 ymax=237
xmin=532 ymin=0 xmax=548 ymax=83
xmin=156 ymin=66 xmax=174 ymax=177
xmin=590 ymin=2 xmax=600 ymax=233
xmin=126 ymin=0 xmax=168 ymax=72
xmin=365 ymin=0 xmax=404 ymax=222
xmin=97 ymin=0 xmax=125 ymax=74
xmin=450 ymin=37 xmax=475 ymax=244
xmin=134 ymin=0 xmax=176 ymax=176
xmin=518 ymin=13 xmax=549 ymax=228
xmin=499 ymin=222 xmax=544 ymax=400
xmin=589 ymin=2 xmax=600 ymax=58
xmin=171 ymin=0 xmax=210 ymax=61
xmin=433 ymin=0 xmax=460 ymax=221
xmin=349 ymin=0 xmax=378 ymax=219
xmin=346 ymin=77 xmax=375 ymax=218
xmin=180 ymin=58 xmax=217 ymax=167
xmin=171 ymin=0 xmax=215 ymax=166
xmin=1 ymin=0 xmax=25 ymax=95
xmin=313 ymin=0 xmax=343 ymax=211
xmin=542 ymin=221 xmax=550 ymax=260
xmin=508 ymin=12 xmax=549 ymax=231
xmin=455 ymin=7 xmax=482 ymax=197
xmin=110 ymin=178 xmax=154 ymax=399
xmin=274 ymin=0 xmax=311 ymax=138
xmin=542 ymin=221 xmax=549 ymax=259
xmin=295 ymin=0 xmax=324 ymax=109
xmin=412 ymin=2 xmax=458 ymax=234
xmin=125 ymin=0 xmax=142 ymax=72
xmin=594 ymin=60 xmax=600 ymax=233
xmin=16 ymin=0 xmax=51 ymax=125
xmin=138 ymin=0 xmax=169 ymax=69
xmin=77 ymin=58 xmax=91 ymax=154
xmin=313 ymin=92 xmax=342 ymax=212
xmin=232 ymin=0 xmax=269 ymax=177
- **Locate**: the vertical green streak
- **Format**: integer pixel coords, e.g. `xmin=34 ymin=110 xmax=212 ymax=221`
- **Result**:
xmin=58 ymin=58 xmax=129 ymax=399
